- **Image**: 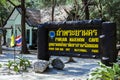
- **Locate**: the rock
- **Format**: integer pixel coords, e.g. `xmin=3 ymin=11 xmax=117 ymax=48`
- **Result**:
xmin=33 ymin=60 xmax=49 ymax=73
xmin=51 ymin=58 xmax=65 ymax=70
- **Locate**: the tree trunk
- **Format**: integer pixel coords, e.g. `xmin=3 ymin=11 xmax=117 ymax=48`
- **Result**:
xmin=0 ymin=15 xmax=6 ymax=45
xmin=21 ymin=0 xmax=30 ymax=54
xmin=2 ymin=29 xmax=6 ymax=45
xmin=74 ymin=0 xmax=79 ymax=20
xmin=51 ymin=0 xmax=56 ymax=21
xmin=83 ymin=0 xmax=89 ymax=20
xmin=98 ymin=0 xmax=103 ymax=18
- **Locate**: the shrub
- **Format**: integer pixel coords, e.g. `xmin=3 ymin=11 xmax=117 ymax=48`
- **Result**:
xmin=6 ymin=57 xmax=31 ymax=73
xmin=89 ymin=62 xmax=120 ymax=80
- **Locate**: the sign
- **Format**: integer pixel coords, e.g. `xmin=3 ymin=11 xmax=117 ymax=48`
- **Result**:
xmin=38 ymin=20 xmax=117 ymax=65
xmin=47 ymin=21 xmax=101 ymax=58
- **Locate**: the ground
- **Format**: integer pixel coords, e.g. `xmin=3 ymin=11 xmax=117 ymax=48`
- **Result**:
xmin=0 ymin=49 xmax=100 ymax=80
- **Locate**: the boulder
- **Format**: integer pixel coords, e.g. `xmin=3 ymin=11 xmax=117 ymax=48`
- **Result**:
xmin=33 ymin=60 xmax=49 ymax=73
xmin=51 ymin=58 xmax=65 ymax=70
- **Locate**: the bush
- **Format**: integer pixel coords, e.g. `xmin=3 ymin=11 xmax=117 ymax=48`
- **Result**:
xmin=6 ymin=57 xmax=31 ymax=73
xmin=89 ymin=62 xmax=120 ymax=80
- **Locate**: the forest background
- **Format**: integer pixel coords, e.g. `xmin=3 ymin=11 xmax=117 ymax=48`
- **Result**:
xmin=0 ymin=0 xmax=120 ymax=44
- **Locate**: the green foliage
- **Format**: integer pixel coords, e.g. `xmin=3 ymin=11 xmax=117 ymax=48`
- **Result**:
xmin=6 ymin=57 xmax=31 ymax=73
xmin=26 ymin=0 xmax=75 ymax=9
xmin=0 ymin=0 xmax=13 ymax=26
xmin=89 ymin=62 xmax=120 ymax=80
xmin=1 ymin=0 xmax=120 ymax=42
xmin=6 ymin=60 xmax=14 ymax=70
xmin=90 ymin=0 xmax=120 ymax=42
xmin=13 ymin=64 xmax=19 ymax=72
xmin=6 ymin=60 xmax=19 ymax=72
xmin=18 ymin=57 xmax=31 ymax=71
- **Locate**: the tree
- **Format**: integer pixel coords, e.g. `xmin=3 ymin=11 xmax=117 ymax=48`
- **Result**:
xmin=90 ymin=0 xmax=120 ymax=43
xmin=0 ymin=7 xmax=8 ymax=45
xmin=51 ymin=0 xmax=56 ymax=21
xmin=7 ymin=0 xmax=29 ymax=54
xmin=82 ymin=0 xmax=89 ymax=20
xmin=25 ymin=0 xmax=74 ymax=9
xmin=0 ymin=0 xmax=11 ymax=45
xmin=105 ymin=0 xmax=120 ymax=43
xmin=66 ymin=0 xmax=80 ymax=63
xmin=0 ymin=0 xmax=10 ymax=53
xmin=21 ymin=0 xmax=30 ymax=54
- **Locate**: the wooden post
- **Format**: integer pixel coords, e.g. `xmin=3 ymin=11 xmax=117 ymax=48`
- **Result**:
xmin=101 ymin=22 xmax=117 ymax=66
xmin=38 ymin=26 xmax=49 ymax=60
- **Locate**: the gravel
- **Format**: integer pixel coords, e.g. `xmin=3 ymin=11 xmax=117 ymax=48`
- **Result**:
xmin=0 ymin=50 xmax=100 ymax=80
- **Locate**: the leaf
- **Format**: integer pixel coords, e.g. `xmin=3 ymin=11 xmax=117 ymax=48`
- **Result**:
xmin=7 ymin=60 xmax=14 ymax=69
xmin=14 ymin=65 xmax=19 ymax=72
xmin=89 ymin=62 xmax=120 ymax=80
xmin=19 ymin=59 xmax=24 ymax=67
xmin=25 ymin=59 xmax=31 ymax=67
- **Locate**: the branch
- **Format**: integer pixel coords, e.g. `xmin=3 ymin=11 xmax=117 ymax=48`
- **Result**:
xmin=7 ymin=0 xmax=16 ymax=7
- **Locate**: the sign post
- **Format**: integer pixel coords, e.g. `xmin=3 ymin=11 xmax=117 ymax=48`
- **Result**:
xmin=37 ymin=20 xmax=117 ymax=66
xmin=101 ymin=22 xmax=117 ymax=66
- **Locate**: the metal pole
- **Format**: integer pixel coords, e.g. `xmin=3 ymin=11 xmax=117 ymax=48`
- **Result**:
xmin=0 ymin=35 xmax=2 ymax=54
